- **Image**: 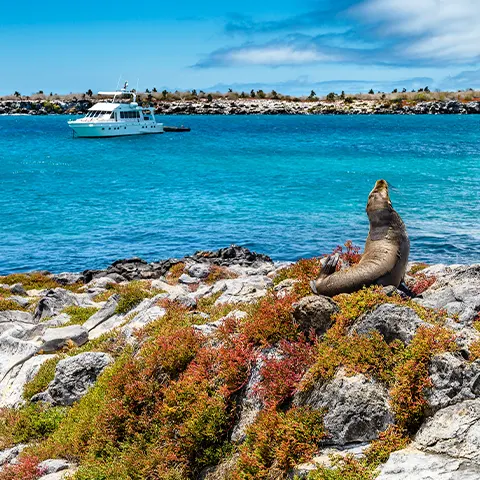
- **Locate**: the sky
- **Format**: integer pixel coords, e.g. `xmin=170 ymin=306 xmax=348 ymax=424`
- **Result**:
xmin=2 ymin=0 xmax=480 ymax=95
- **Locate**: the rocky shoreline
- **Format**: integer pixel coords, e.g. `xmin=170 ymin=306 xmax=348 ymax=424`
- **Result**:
xmin=2 ymin=98 xmax=480 ymax=115
xmin=0 ymin=245 xmax=479 ymax=480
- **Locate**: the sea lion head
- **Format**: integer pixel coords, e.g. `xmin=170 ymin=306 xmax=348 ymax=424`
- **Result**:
xmin=366 ymin=179 xmax=395 ymax=233
xmin=366 ymin=179 xmax=392 ymax=213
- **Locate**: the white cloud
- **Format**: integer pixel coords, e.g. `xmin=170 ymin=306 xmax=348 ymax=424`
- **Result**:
xmin=226 ymin=46 xmax=333 ymax=66
xmin=354 ymin=0 xmax=480 ymax=63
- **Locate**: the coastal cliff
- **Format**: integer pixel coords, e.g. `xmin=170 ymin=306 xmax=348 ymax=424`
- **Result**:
xmin=3 ymin=98 xmax=480 ymax=115
xmin=1 ymin=245 xmax=479 ymax=479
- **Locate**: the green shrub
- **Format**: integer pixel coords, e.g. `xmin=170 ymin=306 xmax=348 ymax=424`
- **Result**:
xmin=23 ymin=357 xmax=63 ymax=401
xmin=61 ymin=306 xmax=98 ymax=326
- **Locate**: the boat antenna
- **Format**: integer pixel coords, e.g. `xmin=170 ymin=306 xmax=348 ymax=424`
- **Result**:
xmin=116 ymin=75 xmax=122 ymax=91
xmin=136 ymin=78 xmax=139 ymax=94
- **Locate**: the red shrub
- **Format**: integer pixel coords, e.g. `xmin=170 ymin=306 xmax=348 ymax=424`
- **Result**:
xmin=0 ymin=455 xmax=45 ymax=480
xmin=241 ymin=293 xmax=299 ymax=347
xmin=410 ymin=273 xmax=436 ymax=296
xmin=256 ymin=335 xmax=316 ymax=407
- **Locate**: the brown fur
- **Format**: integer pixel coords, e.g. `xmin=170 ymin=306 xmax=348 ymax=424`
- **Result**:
xmin=311 ymin=180 xmax=410 ymax=297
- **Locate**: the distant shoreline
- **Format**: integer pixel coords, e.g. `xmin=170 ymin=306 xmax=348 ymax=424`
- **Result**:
xmin=2 ymin=98 xmax=480 ymax=115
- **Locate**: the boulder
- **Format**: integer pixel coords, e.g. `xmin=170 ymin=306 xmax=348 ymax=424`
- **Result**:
xmin=9 ymin=283 xmax=26 ymax=296
xmin=416 ymin=265 xmax=480 ymax=325
xmin=187 ymin=263 xmax=210 ymax=279
xmin=0 ymin=445 xmax=25 ymax=468
xmin=295 ymin=371 xmax=394 ymax=445
xmin=352 ymin=304 xmax=428 ymax=344
xmin=213 ymin=276 xmax=273 ymax=305
xmin=37 ymin=459 xmax=71 ymax=475
xmin=51 ymin=272 xmax=84 ymax=285
xmin=82 ymin=294 xmax=120 ymax=332
xmin=0 ymin=353 xmax=56 ymax=408
xmin=231 ymin=347 xmax=280 ymax=443
xmin=122 ymin=305 xmax=167 ymax=341
xmin=377 ymin=446 xmax=480 ymax=479
xmin=0 ymin=334 xmax=40 ymax=380
xmin=0 ymin=310 xmax=34 ymax=324
xmin=41 ymin=325 xmax=88 ymax=352
xmin=427 ymin=353 xmax=480 ymax=414
xmin=33 ymin=352 xmax=113 ymax=406
xmin=415 ymin=399 xmax=480 ymax=462
xmin=33 ymin=288 xmax=80 ymax=321
xmin=191 ymin=245 xmax=273 ymax=268
xmin=292 ymin=295 xmax=338 ymax=335
xmin=9 ymin=296 xmax=30 ymax=309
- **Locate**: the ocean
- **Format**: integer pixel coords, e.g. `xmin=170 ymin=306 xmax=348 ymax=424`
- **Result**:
xmin=0 ymin=114 xmax=479 ymax=273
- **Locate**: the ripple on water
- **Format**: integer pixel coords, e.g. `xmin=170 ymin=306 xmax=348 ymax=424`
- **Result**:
xmin=0 ymin=114 xmax=479 ymax=273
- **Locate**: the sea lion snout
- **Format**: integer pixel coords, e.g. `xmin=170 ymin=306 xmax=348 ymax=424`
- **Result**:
xmin=367 ymin=179 xmax=392 ymax=212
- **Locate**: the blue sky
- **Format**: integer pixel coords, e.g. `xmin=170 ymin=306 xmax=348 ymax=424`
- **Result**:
xmin=2 ymin=0 xmax=480 ymax=95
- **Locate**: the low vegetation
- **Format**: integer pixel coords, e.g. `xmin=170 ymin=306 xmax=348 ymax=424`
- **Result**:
xmin=4 ymin=249 xmax=459 ymax=480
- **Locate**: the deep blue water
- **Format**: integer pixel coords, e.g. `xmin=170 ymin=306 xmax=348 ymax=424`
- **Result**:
xmin=0 ymin=114 xmax=479 ymax=273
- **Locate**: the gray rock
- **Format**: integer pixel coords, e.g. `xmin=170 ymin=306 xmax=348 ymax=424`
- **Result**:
xmin=213 ymin=276 xmax=273 ymax=305
xmin=415 ymin=399 xmax=480 ymax=462
xmin=295 ymin=371 xmax=394 ymax=445
xmin=0 ymin=310 xmax=34 ymax=324
xmin=42 ymin=313 xmax=72 ymax=327
xmin=51 ymin=272 xmax=84 ymax=285
xmin=273 ymin=278 xmax=298 ymax=298
xmin=427 ymin=353 xmax=480 ymax=414
xmin=41 ymin=325 xmax=88 ymax=352
xmin=82 ymin=294 xmax=120 ymax=332
xmin=231 ymin=347 xmax=280 ymax=443
xmin=34 ymin=352 xmax=113 ymax=406
xmin=292 ymin=295 xmax=338 ymax=335
xmin=353 ymin=304 xmax=428 ymax=344
xmin=0 ymin=445 xmax=26 ymax=467
xmin=293 ymin=444 xmax=368 ymax=477
xmin=416 ymin=265 xmax=480 ymax=325
xmin=38 ymin=469 xmax=77 ymax=480
xmin=187 ymin=263 xmax=210 ymax=279
xmin=34 ymin=288 xmax=80 ymax=321
xmin=178 ymin=273 xmax=199 ymax=285
xmin=0 ymin=334 xmax=40 ymax=380
xmin=193 ymin=310 xmax=247 ymax=337
xmin=122 ymin=305 xmax=167 ymax=341
xmin=37 ymin=459 xmax=70 ymax=474
xmin=9 ymin=283 xmax=26 ymax=296
xmin=9 ymin=296 xmax=30 ymax=308
xmin=377 ymin=447 xmax=480 ymax=479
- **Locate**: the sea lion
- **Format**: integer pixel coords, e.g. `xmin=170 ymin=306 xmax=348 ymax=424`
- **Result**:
xmin=311 ymin=179 xmax=410 ymax=297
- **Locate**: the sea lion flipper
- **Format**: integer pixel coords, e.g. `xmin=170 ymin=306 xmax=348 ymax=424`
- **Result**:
xmin=321 ymin=254 xmax=339 ymax=277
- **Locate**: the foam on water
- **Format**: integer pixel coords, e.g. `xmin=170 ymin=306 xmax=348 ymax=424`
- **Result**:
xmin=0 ymin=114 xmax=479 ymax=273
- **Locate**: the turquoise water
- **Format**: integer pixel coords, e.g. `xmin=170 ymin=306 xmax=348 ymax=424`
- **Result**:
xmin=0 ymin=114 xmax=479 ymax=273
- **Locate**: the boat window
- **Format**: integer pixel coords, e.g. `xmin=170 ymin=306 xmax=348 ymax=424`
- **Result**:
xmin=120 ymin=112 xmax=124 ymax=118
xmin=110 ymin=112 xmax=115 ymax=119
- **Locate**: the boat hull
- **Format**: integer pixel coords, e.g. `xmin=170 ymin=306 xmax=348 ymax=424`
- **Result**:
xmin=68 ymin=121 xmax=164 ymax=138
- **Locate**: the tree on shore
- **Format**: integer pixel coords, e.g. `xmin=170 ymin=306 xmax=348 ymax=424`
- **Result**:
xmin=257 ymin=90 xmax=266 ymax=99
xmin=326 ymin=92 xmax=336 ymax=102
xmin=86 ymin=89 xmax=93 ymax=97
xmin=207 ymin=93 xmax=213 ymax=102
xmin=162 ymin=90 xmax=168 ymax=99
xmin=368 ymin=89 xmax=374 ymax=94
xmin=250 ymin=89 xmax=256 ymax=98
xmin=271 ymin=90 xmax=278 ymax=99
xmin=392 ymin=88 xmax=398 ymax=93
xmin=152 ymin=87 xmax=157 ymax=93
xmin=14 ymin=91 xmax=21 ymax=98
xmin=308 ymin=90 xmax=317 ymax=100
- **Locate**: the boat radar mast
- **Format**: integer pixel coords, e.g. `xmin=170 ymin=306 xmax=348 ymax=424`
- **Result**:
xmin=98 ymin=81 xmax=137 ymax=103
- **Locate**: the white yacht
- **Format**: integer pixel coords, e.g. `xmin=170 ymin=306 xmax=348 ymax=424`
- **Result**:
xmin=68 ymin=84 xmax=163 ymax=138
